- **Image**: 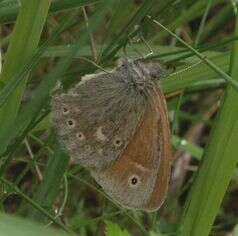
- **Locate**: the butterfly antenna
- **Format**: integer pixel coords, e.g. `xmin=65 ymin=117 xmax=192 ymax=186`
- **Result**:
xmin=133 ymin=24 xmax=154 ymax=59
xmin=167 ymin=60 xmax=203 ymax=78
xmin=78 ymin=56 xmax=111 ymax=74
xmin=139 ymin=33 xmax=154 ymax=59
xmin=127 ymin=34 xmax=144 ymax=59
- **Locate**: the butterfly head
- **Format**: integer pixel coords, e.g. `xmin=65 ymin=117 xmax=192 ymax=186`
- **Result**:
xmin=116 ymin=58 xmax=162 ymax=93
xmin=134 ymin=59 xmax=162 ymax=81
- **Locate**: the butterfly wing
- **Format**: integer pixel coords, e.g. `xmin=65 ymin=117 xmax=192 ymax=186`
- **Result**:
xmin=91 ymin=88 xmax=171 ymax=211
xmin=51 ymin=71 xmax=145 ymax=170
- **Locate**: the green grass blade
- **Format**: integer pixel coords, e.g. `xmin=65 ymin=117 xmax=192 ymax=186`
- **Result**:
xmin=0 ymin=0 xmax=98 ymax=24
xmin=149 ymin=17 xmax=238 ymax=91
xmin=0 ymin=40 xmax=83 ymax=175
xmin=179 ymin=10 xmax=238 ymax=236
xmin=0 ymin=14 xmax=77 ymax=155
xmin=101 ymin=0 xmax=158 ymax=61
xmin=0 ymin=5 xmax=115 ymax=226
xmin=0 ymin=13 xmax=77 ymax=109
xmin=172 ymin=135 xmax=203 ymax=160
xmin=50 ymin=0 xmax=99 ymax=13
xmin=105 ymin=221 xmax=131 ymax=236
xmin=199 ymin=3 xmax=234 ymax=43
xmin=0 ymin=178 xmax=73 ymax=233
xmin=0 ymin=213 xmax=70 ymax=236
xmin=30 ymin=146 xmax=69 ymax=222
xmin=152 ymin=0 xmax=222 ymax=41
xmin=194 ymin=0 xmax=213 ymax=46
xmin=162 ymin=52 xmax=230 ymax=94
xmin=0 ymin=0 xmax=51 ymax=153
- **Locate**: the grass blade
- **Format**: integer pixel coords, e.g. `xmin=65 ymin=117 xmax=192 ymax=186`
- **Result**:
xmin=179 ymin=10 xmax=238 ymax=236
xmin=149 ymin=16 xmax=238 ymax=91
xmin=0 ymin=212 xmax=70 ymax=236
xmin=30 ymin=146 xmax=69 ymax=222
xmin=0 ymin=0 xmax=99 ymax=24
xmin=0 ymin=177 xmax=73 ymax=234
xmin=0 ymin=0 xmax=51 ymax=154
xmin=0 ymin=13 xmax=77 ymax=155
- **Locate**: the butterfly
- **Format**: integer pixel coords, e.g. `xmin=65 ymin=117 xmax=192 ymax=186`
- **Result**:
xmin=51 ymin=58 xmax=171 ymax=211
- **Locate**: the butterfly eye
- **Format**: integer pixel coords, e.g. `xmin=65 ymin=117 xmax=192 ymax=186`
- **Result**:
xmin=113 ymin=137 xmax=123 ymax=147
xmin=62 ymin=106 xmax=69 ymax=115
xmin=128 ymin=175 xmax=140 ymax=188
xmin=76 ymin=132 xmax=85 ymax=141
xmin=66 ymin=119 xmax=75 ymax=128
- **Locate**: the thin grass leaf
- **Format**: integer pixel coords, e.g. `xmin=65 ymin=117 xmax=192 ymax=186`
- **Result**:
xmin=0 ymin=39 xmax=82 ymax=175
xmin=0 ymin=0 xmax=51 ymax=154
xmin=0 ymin=213 xmax=69 ymax=236
xmin=0 ymin=0 xmax=99 ymax=24
xmin=0 ymin=13 xmax=77 ymax=109
xmin=179 ymin=10 xmax=238 ymax=236
xmin=105 ymin=221 xmax=131 ymax=236
xmin=148 ymin=16 xmax=238 ymax=91
xmin=0 ymin=4 xmax=117 ymax=223
xmin=152 ymin=0 xmax=222 ymax=41
xmin=0 ymin=14 xmax=78 ymax=156
xmin=101 ymin=0 xmax=158 ymax=61
xmin=194 ymin=0 xmax=213 ymax=46
xmin=0 ymin=178 xmax=74 ymax=234
xmin=30 ymin=146 xmax=69 ymax=222
xmin=172 ymin=135 xmax=203 ymax=160
xmin=162 ymin=52 xmax=230 ymax=94
xmin=199 ymin=3 xmax=234 ymax=43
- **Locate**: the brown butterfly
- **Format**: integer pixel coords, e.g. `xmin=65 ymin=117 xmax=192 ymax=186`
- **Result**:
xmin=51 ymin=58 xmax=172 ymax=211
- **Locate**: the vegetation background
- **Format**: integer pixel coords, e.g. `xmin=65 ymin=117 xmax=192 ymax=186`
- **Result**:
xmin=0 ymin=0 xmax=238 ymax=235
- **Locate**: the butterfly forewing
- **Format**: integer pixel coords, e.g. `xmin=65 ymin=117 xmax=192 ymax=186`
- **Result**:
xmin=51 ymin=69 xmax=146 ymax=170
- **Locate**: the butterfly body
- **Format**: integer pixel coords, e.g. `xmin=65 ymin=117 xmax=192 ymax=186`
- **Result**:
xmin=51 ymin=59 xmax=171 ymax=211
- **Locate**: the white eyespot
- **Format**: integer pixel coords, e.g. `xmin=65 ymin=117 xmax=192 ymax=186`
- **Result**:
xmin=113 ymin=137 xmax=123 ymax=147
xmin=84 ymin=145 xmax=91 ymax=152
xmin=62 ymin=106 xmax=69 ymax=115
xmin=128 ymin=175 xmax=140 ymax=188
xmin=95 ymin=126 xmax=107 ymax=142
xmin=76 ymin=132 xmax=85 ymax=141
xmin=66 ymin=119 xmax=75 ymax=128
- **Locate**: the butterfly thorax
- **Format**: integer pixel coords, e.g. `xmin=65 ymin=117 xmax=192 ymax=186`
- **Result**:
xmin=115 ymin=59 xmax=162 ymax=97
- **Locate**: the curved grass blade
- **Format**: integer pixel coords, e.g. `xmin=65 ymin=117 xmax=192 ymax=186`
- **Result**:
xmin=0 ymin=14 xmax=77 ymax=109
xmin=148 ymin=16 xmax=238 ymax=91
xmin=30 ymin=145 xmax=69 ymax=223
xmin=0 ymin=0 xmax=51 ymax=161
xmin=0 ymin=0 xmax=99 ymax=24
xmin=0 ymin=177 xmax=74 ymax=234
xmin=0 ymin=40 xmax=82 ymax=173
xmin=101 ymin=0 xmax=159 ymax=61
xmin=0 ymin=212 xmax=70 ymax=236
xmin=179 ymin=10 xmax=238 ymax=236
